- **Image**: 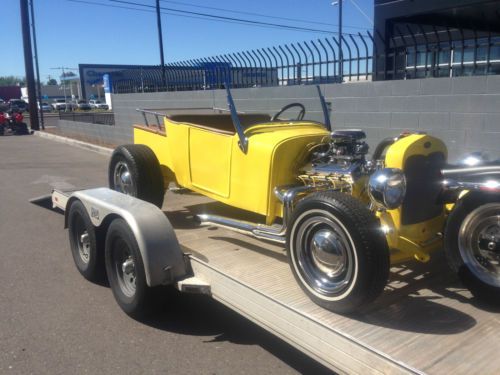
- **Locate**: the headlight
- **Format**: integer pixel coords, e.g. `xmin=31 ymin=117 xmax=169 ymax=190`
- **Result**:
xmin=368 ymin=168 xmax=406 ymax=210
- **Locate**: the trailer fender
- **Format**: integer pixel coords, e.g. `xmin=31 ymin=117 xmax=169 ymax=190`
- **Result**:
xmin=64 ymin=188 xmax=187 ymax=287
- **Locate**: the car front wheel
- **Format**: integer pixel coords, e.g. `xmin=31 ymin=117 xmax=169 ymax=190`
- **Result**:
xmin=287 ymin=191 xmax=390 ymax=314
xmin=445 ymin=194 xmax=500 ymax=306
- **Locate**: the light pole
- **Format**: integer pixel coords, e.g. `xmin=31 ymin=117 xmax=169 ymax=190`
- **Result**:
xmin=51 ymin=67 xmax=78 ymax=110
xmin=156 ymin=0 xmax=166 ymax=89
xmin=20 ymin=0 xmax=39 ymax=130
xmin=29 ymin=0 xmax=44 ymax=129
xmin=332 ymin=1 xmax=343 ymax=81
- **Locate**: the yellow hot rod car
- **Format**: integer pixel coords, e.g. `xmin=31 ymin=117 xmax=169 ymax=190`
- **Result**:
xmin=108 ymin=87 xmax=500 ymax=314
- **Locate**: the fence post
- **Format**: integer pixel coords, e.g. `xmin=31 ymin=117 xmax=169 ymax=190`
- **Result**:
xmin=291 ymin=44 xmax=302 ymax=84
xmin=349 ymin=35 xmax=360 ymax=80
xmin=297 ymin=43 xmax=309 ymax=84
xmin=284 ymin=44 xmax=296 ymax=85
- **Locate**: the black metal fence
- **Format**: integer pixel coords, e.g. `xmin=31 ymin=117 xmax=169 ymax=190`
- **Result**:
xmin=59 ymin=111 xmax=115 ymax=126
xmin=107 ymin=25 xmax=500 ymax=94
xmin=110 ymin=32 xmax=375 ymax=94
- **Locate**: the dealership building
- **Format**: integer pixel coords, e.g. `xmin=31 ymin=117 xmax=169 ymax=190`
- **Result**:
xmin=374 ymin=0 xmax=500 ymax=80
xmin=78 ymin=63 xmax=277 ymax=100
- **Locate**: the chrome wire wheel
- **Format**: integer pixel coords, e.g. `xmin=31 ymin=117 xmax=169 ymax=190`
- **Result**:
xmin=292 ymin=212 xmax=355 ymax=298
xmin=111 ymin=238 xmax=137 ymax=298
xmin=459 ymin=203 xmax=500 ymax=288
xmin=113 ymin=161 xmax=136 ymax=196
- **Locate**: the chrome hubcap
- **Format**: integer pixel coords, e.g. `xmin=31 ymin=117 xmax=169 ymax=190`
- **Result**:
xmin=111 ymin=236 xmax=137 ymax=298
xmin=311 ymin=229 xmax=347 ymax=277
xmin=120 ymin=256 xmax=136 ymax=296
xmin=459 ymin=203 xmax=500 ymax=287
xmin=294 ymin=214 xmax=354 ymax=296
xmin=112 ymin=238 xmax=137 ymax=298
xmin=122 ymin=258 xmax=135 ymax=276
xmin=72 ymin=213 xmax=90 ymax=267
xmin=79 ymin=232 xmax=90 ymax=264
xmin=113 ymin=161 xmax=135 ymax=196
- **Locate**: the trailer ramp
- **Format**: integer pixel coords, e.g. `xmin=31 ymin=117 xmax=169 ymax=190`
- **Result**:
xmin=167 ymin=191 xmax=500 ymax=375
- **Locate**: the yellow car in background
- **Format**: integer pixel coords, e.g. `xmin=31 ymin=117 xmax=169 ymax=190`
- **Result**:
xmin=108 ymin=86 xmax=500 ymax=314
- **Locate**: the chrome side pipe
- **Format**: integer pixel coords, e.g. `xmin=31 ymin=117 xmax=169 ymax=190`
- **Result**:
xmin=196 ymin=214 xmax=286 ymax=244
xmin=196 ymin=185 xmax=325 ymax=244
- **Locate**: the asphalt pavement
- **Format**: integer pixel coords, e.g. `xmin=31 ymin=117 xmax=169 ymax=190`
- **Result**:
xmin=0 ymin=135 xmax=332 ymax=375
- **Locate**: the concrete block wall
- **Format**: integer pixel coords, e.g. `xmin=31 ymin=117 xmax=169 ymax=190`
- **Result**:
xmin=322 ymin=75 xmax=500 ymax=161
xmin=57 ymin=75 xmax=500 ymax=162
xmin=57 ymin=120 xmax=130 ymax=146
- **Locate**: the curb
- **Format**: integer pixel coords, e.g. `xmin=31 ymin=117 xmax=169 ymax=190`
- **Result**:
xmin=34 ymin=131 xmax=113 ymax=156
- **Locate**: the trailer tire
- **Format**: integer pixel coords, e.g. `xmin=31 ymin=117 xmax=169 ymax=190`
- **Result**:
xmin=287 ymin=191 xmax=390 ymax=314
xmin=105 ymin=218 xmax=157 ymax=318
xmin=109 ymin=144 xmax=165 ymax=208
xmin=68 ymin=200 xmax=104 ymax=282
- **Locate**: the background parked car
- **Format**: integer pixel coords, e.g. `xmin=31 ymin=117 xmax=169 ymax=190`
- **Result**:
xmin=8 ymin=99 xmax=28 ymax=113
xmin=75 ymin=100 xmax=91 ymax=111
xmin=88 ymin=100 xmax=109 ymax=110
xmin=52 ymin=99 xmax=67 ymax=111
xmin=38 ymin=102 xmax=52 ymax=112
xmin=0 ymin=98 xmax=7 ymax=112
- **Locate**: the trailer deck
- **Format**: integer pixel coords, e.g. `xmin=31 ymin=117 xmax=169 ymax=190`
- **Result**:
xmin=164 ymin=190 xmax=500 ymax=375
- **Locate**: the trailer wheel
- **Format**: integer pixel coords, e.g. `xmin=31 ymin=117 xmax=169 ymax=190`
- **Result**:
xmin=287 ymin=191 xmax=390 ymax=314
xmin=445 ymin=194 xmax=500 ymax=306
xmin=109 ymin=144 xmax=165 ymax=208
xmin=68 ymin=200 xmax=104 ymax=282
xmin=105 ymin=218 xmax=156 ymax=318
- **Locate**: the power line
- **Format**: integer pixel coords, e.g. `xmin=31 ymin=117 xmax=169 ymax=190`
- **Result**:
xmin=348 ymin=0 xmax=374 ymax=26
xmin=68 ymin=0 xmax=154 ymax=14
xmin=160 ymin=0 xmax=367 ymax=30
xmin=109 ymin=0 xmax=363 ymax=36
xmin=67 ymin=0 xmax=337 ymax=34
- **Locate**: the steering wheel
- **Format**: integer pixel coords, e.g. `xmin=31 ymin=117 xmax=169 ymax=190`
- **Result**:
xmin=271 ymin=103 xmax=306 ymax=122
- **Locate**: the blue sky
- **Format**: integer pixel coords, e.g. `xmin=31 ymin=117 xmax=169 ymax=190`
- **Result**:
xmin=2 ymin=0 xmax=374 ymax=82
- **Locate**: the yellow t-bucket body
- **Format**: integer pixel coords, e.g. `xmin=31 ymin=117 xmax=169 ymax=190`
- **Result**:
xmin=134 ymin=116 xmax=330 ymax=225
xmin=134 ymin=115 xmax=447 ymax=265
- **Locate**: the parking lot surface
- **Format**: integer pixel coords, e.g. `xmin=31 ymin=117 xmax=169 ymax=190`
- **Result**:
xmin=0 ymin=135 xmax=331 ymax=375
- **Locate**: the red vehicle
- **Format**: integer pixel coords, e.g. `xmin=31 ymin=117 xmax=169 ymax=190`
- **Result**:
xmin=0 ymin=112 xmax=6 ymax=135
xmin=4 ymin=110 xmax=30 ymax=135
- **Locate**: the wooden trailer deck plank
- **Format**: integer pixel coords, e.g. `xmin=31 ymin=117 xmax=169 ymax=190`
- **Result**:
xmin=164 ymin=191 xmax=500 ymax=374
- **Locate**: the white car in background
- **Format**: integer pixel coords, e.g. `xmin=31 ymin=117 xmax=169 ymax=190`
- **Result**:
xmin=88 ymin=100 xmax=109 ymax=110
xmin=52 ymin=99 xmax=67 ymax=111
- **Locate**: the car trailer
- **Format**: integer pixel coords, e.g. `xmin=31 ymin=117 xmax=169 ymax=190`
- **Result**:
xmin=51 ymin=187 xmax=500 ymax=375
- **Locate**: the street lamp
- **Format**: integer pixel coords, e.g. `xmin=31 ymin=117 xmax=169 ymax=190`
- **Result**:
xmin=332 ymin=0 xmax=343 ymax=81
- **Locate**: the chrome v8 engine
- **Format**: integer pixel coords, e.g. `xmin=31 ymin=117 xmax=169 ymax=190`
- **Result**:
xmin=299 ymin=129 xmax=370 ymax=190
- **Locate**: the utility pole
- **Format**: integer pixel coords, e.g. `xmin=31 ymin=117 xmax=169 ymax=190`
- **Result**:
xmin=338 ymin=0 xmax=343 ymax=82
xmin=20 ymin=0 xmax=39 ymax=130
xmin=156 ymin=0 xmax=166 ymax=89
xmin=51 ymin=67 xmax=78 ymax=110
xmin=29 ymin=0 xmax=44 ymax=130
xmin=62 ymin=67 xmax=67 ymax=103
